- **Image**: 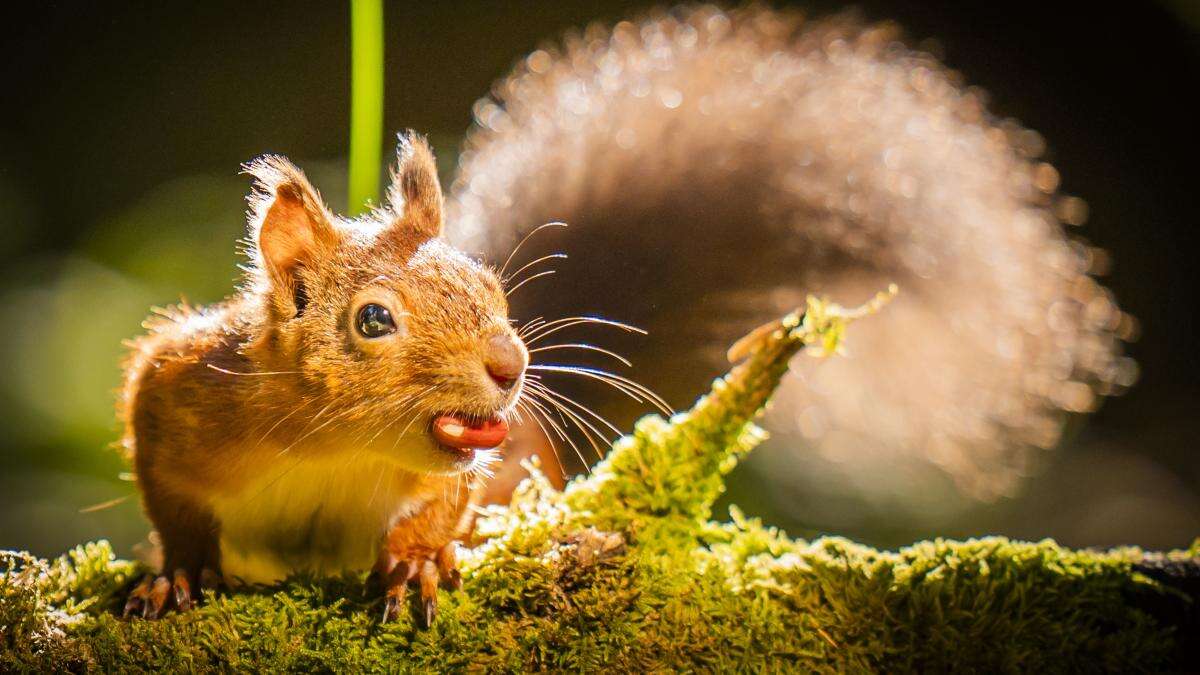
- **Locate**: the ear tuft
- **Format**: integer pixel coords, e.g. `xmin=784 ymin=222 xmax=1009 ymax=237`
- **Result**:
xmin=243 ymin=155 xmax=338 ymax=311
xmin=385 ymin=132 xmax=444 ymax=241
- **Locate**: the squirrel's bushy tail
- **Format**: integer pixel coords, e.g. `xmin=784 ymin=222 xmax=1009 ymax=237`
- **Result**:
xmin=447 ymin=6 xmax=1134 ymax=499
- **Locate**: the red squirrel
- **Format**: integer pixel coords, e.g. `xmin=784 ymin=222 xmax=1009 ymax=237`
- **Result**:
xmin=120 ymin=135 xmax=523 ymax=624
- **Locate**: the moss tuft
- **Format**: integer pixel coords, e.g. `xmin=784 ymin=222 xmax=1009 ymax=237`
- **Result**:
xmin=2 ymin=294 xmax=1193 ymax=672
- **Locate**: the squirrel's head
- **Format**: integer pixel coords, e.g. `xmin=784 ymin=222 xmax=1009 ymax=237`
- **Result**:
xmin=242 ymin=134 xmax=526 ymax=475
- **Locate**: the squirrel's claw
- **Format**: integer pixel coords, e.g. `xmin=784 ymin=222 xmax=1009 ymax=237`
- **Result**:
xmin=377 ymin=543 xmax=461 ymax=627
xmin=419 ymin=559 xmax=439 ymax=628
xmin=380 ymin=558 xmax=416 ymax=624
xmin=172 ymin=568 xmax=193 ymax=612
xmin=122 ymin=567 xmax=214 ymax=619
xmin=123 ymin=575 xmax=152 ymax=618
xmin=422 ymin=598 xmax=436 ymax=629
xmin=382 ymin=590 xmax=406 ymax=624
xmin=144 ymin=576 xmax=172 ymax=618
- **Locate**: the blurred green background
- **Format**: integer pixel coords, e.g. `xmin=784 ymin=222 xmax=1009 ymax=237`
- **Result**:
xmin=1 ymin=1 xmax=1197 ymax=558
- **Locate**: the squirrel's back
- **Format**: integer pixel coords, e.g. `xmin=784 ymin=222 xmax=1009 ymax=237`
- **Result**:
xmin=118 ymin=297 xmax=260 ymax=465
xmin=448 ymin=6 xmax=1134 ymax=499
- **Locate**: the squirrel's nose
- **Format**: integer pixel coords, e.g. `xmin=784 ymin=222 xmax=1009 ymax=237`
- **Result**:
xmin=485 ymin=333 xmax=527 ymax=391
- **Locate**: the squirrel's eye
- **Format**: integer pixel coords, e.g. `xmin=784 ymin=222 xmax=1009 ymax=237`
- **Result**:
xmin=355 ymin=303 xmax=396 ymax=338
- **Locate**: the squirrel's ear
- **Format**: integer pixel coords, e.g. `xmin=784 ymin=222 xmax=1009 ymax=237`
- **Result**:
xmin=384 ymin=132 xmax=444 ymax=241
xmin=244 ymin=156 xmax=338 ymax=307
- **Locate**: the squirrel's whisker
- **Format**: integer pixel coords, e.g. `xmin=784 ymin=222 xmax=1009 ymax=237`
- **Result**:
xmin=497 ymin=221 xmax=568 ymax=278
xmin=273 ymin=413 xmax=339 ymax=459
xmin=528 ymin=364 xmax=672 ymax=416
xmin=239 ymin=451 xmax=316 ymax=511
xmin=503 ymin=253 xmax=567 ymax=286
xmin=206 ymin=364 xmax=301 ymax=377
xmin=525 ymin=395 xmax=609 ymax=463
xmin=509 ymin=403 xmax=526 ymax=425
xmin=388 ymin=386 xmax=437 ymax=433
xmin=260 ymin=400 xmax=335 ymax=456
xmin=528 ymin=384 xmax=614 ymax=451
xmin=522 ymin=316 xmax=646 ymax=346
xmin=525 ymin=383 xmax=618 ymax=460
xmin=525 ymin=380 xmax=622 ymax=439
xmin=521 ymin=393 xmax=591 ymax=471
xmin=515 ymin=399 xmax=570 ymax=478
xmin=519 ymin=394 xmax=570 ymax=445
xmin=525 ymin=386 xmax=607 ymax=458
xmin=468 ymin=449 xmax=500 ymax=482
xmin=527 ymin=343 xmax=632 ymax=367
xmin=504 ymin=269 xmax=556 ymax=297
xmin=396 ymin=407 xmax=431 ymax=440
xmin=251 ymin=398 xmax=312 ymax=449
xmin=78 ymin=494 xmax=133 ymax=514
xmin=367 ymin=459 xmax=387 ymax=509
xmin=517 ymin=317 xmax=545 ymax=339
xmin=361 ymin=414 xmax=396 ymax=448
xmin=529 ymin=365 xmax=647 ymax=407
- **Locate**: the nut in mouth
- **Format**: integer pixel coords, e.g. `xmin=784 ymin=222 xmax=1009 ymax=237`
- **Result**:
xmin=429 ymin=413 xmax=510 ymax=459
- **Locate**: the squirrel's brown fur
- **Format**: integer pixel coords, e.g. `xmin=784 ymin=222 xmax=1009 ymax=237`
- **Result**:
xmin=120 ymin=135 xmax=524 ymax=622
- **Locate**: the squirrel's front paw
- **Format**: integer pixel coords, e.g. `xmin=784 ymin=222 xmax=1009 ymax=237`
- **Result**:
xmin=122 ymin=567 xmax=219 ymax=619
xmin=377 ymin=542 xmax=461 ymax=627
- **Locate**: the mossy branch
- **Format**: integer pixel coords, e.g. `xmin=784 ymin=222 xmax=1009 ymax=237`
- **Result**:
xmin=3 ymin=289 xmax=1197 ymax=672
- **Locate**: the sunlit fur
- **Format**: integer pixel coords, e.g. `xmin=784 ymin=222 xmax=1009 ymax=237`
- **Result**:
xmin=449 ymin=6 xmax=1134 ymax=501
xmin=119 ymin=135 xmax=522 ymax=583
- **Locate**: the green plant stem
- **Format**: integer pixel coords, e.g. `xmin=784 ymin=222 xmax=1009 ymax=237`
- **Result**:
xmin=348 ymin=0 xmax=384 ymax=215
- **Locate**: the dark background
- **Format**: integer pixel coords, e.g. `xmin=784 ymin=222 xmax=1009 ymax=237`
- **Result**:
xmin=1 ymin=1 xmax=1197 ymax=557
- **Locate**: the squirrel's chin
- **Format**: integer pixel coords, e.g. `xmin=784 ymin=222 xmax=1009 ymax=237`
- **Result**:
xmin=377 ymin=434 xmax=480 ymax=476
xmin=426 ymin=441 xmax=479 ymax=474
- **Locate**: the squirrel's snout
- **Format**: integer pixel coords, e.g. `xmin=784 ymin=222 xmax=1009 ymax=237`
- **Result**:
xmin=484 ymin=333 xmax=527 ymax=391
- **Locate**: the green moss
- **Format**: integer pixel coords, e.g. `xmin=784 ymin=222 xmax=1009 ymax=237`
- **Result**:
xmin=2 ymin=294 xmax=1193 ymax=672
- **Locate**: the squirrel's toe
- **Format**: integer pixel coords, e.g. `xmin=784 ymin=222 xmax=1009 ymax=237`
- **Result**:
xmin=436 ymin=542 xmax=461 ymax=590
xmin=123 ymin=575 xmax=152 ymax=618
xmin=419 ymin=559 xmax=439 ymax=627
xmin=379 ymin=558 xmax=416 ymax=624
xmin=143 ymin=576 xmax=172 ymax=618
xmin=122 ymin=568 xmax=207 ymax=619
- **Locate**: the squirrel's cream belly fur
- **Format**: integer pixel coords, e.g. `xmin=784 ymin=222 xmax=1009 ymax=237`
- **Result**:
xmin=210 ymin=454 xmax=427 ymax=584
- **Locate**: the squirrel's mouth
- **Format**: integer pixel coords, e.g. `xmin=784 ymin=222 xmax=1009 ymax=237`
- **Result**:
xmin=429 ymin=413 xmax=509 ymax=459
